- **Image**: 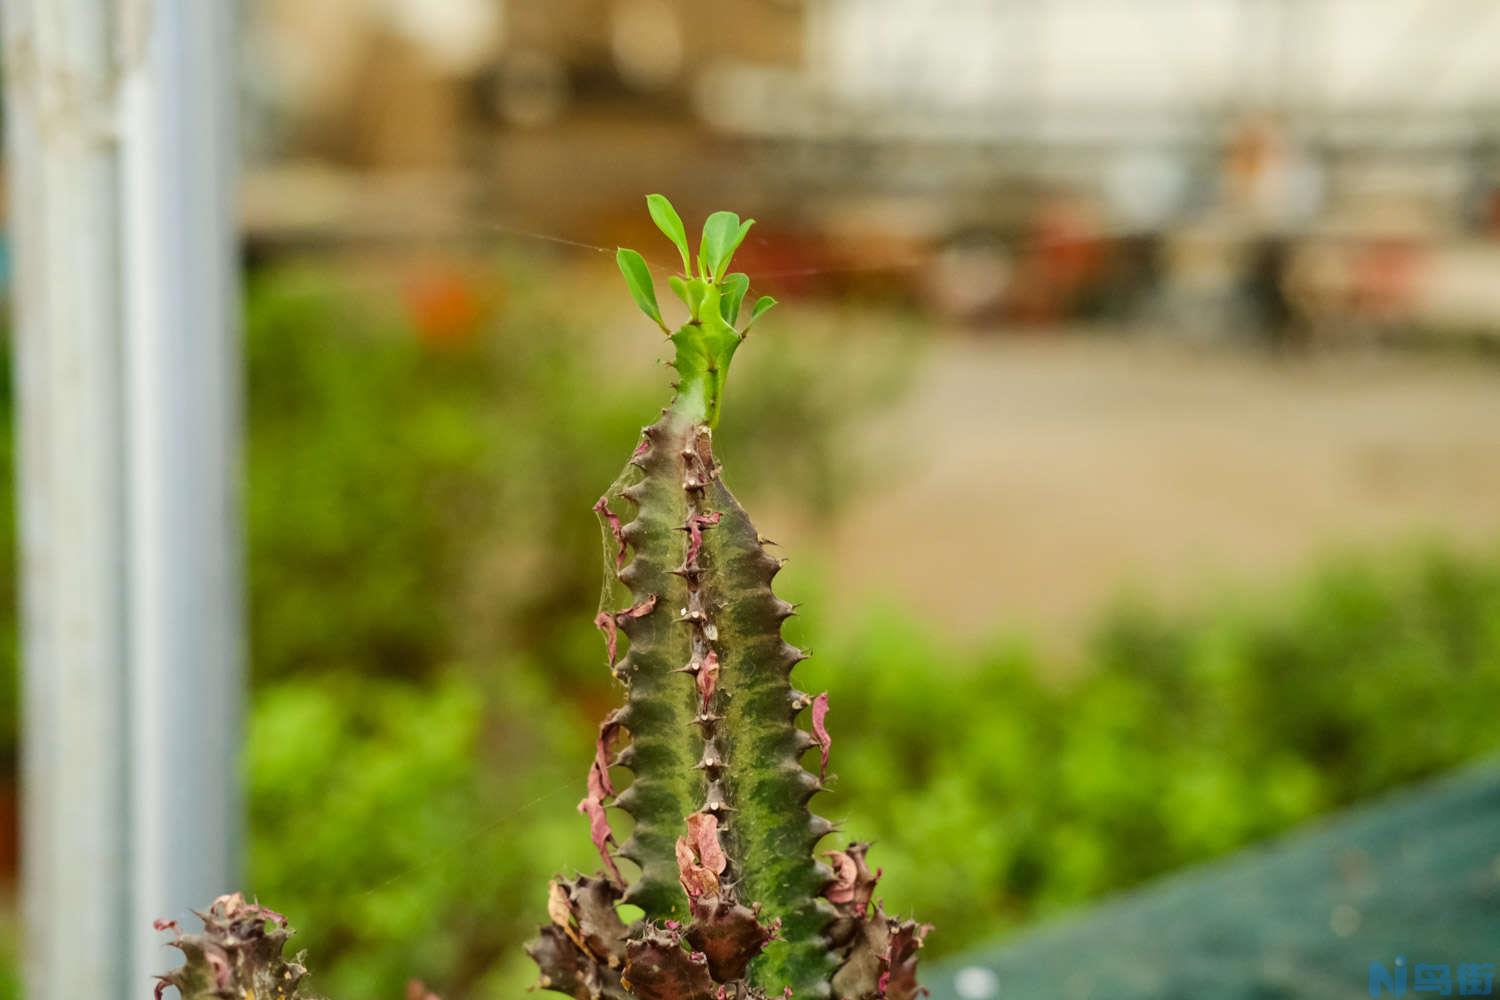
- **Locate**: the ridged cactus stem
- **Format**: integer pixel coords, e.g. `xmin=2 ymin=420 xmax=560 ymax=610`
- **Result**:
xmin=535 ymin=196 xmax=929 ymax=1000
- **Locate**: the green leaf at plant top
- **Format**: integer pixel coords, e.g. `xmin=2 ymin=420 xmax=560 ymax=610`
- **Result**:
xmin=699 ymin=210 xmax=742 ymax=282
xmin=668 ymin=275 xmax=709 ymax=322
xmin=747 ymin=295 xmax=777 ymax=328
xmin=668 ymin=275 xmax=692 ymax=310
xmin=730 ymin=218 xmax=754 ymax=268
xmin=616 ymin=247 xmax=666 ymax=330
xmin=646 ymin=194 xmax=692 ymax=275
xmin=712 ymin=216 xmax=755 ymax=281
xmin=720 ymin=273 xmax=750 ymax=326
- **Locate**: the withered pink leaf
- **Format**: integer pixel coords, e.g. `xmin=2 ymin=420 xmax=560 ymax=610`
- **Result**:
xmin=695 ymin=650 xmax=720 ymax=710
xmin=594 ymin=611 xmax=619 ymax=667
xmin=825 ymin=850 xmax=859 ymax=905
xmin=622 ymin=930 xmax=716 ymax=1000
xmin=825 ymin=842 xmax=881 ymax=915
xmin=684 ymin=897 xmax=778 ymax=982
xmin=559 ymin=875 xmax=630 ymax=967
xmin=684 ymin=510 xmax=722 ymax=568
xmin=811 ymin=691 xmax=832 ymax=780
xmin=676 ymin=835 xmax=720 ymax=899
xmin=577 ymin=796 xmax=624 ymax=885
xmin=589 ymin=711 xmax=625 ymax=800
xmin=831 ymin=906 xmax=930 ymax=1000
xmin=621 ymin=594 xmax=659 ymax=619
xmin=525 ymin=925 xmax=591 ymax=1000
xmin=585 ymin=764 xmax=610 ymax=808
xmin=684 ymin=811 xmax=727 ymax=874
xmin=547 ymin=881 xmax=575 ymax=931
xmin=675 ymin=811 xmax=729 ymax=899
xmin=880 ymin=917 xmax=931 ymax=1000
xmin=595 ymin=595 xmax=658 ymax=668
xmin=594 ymin=496 xmax=629 ymax=570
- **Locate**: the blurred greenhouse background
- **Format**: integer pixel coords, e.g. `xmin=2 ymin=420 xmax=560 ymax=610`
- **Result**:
xmin=4 ymin=1 xmax=1500 ymax=998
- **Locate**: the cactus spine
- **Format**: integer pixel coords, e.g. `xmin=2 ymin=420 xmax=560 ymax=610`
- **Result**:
xmin=530 ymin=197 xmax=929 ymax=1000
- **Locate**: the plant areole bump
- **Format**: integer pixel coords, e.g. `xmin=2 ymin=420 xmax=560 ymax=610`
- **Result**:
xmin=529 ymin=196 xmax=930 ymax=1000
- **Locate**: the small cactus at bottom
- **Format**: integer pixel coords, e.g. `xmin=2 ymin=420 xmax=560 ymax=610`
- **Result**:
xmin=154 ymin=893 xmax=317 ymax=1000
xmin=528 ymin=196 xmax=930 ymax=1000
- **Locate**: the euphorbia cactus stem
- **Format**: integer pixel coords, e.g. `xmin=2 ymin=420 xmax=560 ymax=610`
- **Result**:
xmin=531 ymin=196 xmax=929 ymax=1000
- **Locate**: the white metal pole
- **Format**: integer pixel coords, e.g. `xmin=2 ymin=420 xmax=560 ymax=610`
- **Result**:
xmin=3 ymin=3 xmax=243 ymax=997
xmin=119 ymin=1 xmax=243 ymax=993
xmin=3 ymin=3 xmax=132 ymax=996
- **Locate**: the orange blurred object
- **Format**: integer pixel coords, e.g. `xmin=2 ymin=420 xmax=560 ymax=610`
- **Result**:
xmin=403 ymin=266 xmax=486 ymax=348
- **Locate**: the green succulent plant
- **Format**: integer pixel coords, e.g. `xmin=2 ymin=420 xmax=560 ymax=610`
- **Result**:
xmin=528 ymin=196 xmax=928 ymax=1000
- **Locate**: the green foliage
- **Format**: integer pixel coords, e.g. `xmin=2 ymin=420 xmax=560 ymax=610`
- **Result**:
xmin=748 ymin=296 xmax=777 ymax=328
xmin=618 ymin=196 xmax=761 ymax=344
xmin=247 ymin=666 xmax=592 ymax=999
xmin=698 ymin=210 xmax=753 ymax=282
xmin=646 ymin=194 xmax=692 ymax=276
xmin=719 ymin=274 xmax=750 ymax=326
xmin=793 ymin=544 xmax=1500 ymax=959
xmin=616 ymin=249 xmax=666 ymax=331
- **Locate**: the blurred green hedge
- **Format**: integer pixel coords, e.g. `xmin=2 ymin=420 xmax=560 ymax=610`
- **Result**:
xmin=246 ymin=543 xmax=1500 ymax=999
xmin=2 ymin=265 xmax=1499 ymax=999
xmin=796 ymin=546 xmax=1500 ymax=961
